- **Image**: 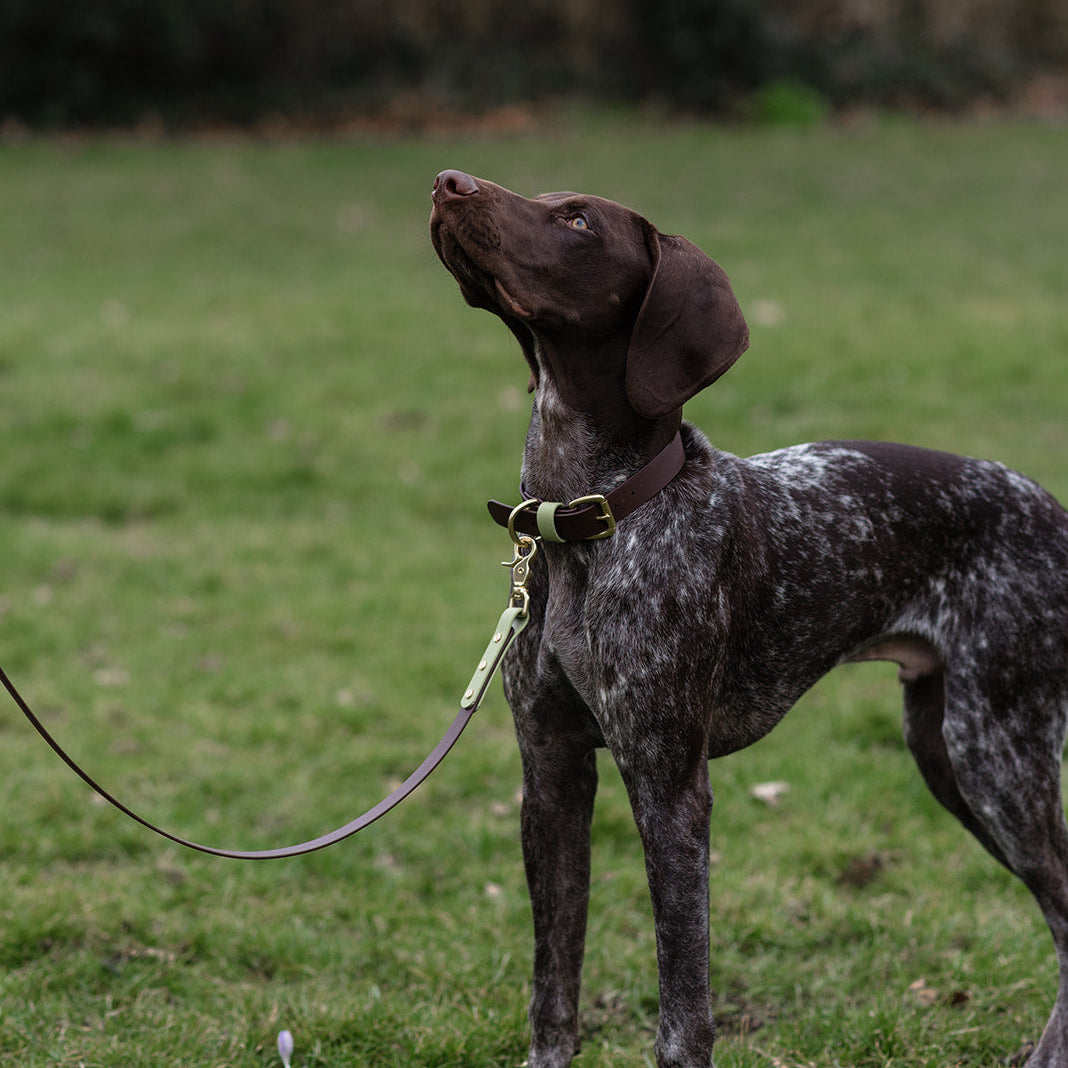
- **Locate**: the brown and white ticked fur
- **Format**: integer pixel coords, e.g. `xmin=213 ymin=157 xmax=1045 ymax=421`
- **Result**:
xmin=430 ymin=169 xmax=1068 ymax=1068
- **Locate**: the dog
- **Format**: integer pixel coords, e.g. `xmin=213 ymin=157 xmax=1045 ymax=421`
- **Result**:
xmin=429 ymin=169 xmax=1068 ymax=1068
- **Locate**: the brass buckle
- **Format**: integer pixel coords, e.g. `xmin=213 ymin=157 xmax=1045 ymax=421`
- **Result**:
xmin=567 ymin=493 xmax=617 ymax=539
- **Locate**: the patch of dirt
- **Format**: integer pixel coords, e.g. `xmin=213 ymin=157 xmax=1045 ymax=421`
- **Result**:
xmin=1012 ymin=73 xmax=1068 ymax=118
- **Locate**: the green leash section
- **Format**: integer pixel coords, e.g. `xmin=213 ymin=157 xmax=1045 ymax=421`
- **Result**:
xmin=461 ymin=532 xmax=538 ymax=711
xmin=460 ymin=604 xmax=529 ymax=711
xmin=0 ymin=532 xmax=539 ymax=860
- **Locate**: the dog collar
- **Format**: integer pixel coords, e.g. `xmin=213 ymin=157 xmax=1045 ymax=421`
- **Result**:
xmin=487 ymin=430 xmax=686 ymax=542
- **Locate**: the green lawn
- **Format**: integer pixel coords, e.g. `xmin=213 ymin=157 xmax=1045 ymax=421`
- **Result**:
xmin=1 ymin=111 xmax=1066 ymax=1067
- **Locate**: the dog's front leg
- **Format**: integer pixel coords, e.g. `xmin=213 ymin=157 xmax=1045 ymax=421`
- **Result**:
xmin=620 ymin=754 xmax=716 ymax=1068
xmin=517 ymin=732 xmax=598 ymax=1068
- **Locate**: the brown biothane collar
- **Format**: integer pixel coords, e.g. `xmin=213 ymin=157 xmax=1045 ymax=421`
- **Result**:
xmin=487 ymin=430 xmax=686 ymax=542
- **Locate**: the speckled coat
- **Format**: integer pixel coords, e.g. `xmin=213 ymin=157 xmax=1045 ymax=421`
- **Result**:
xmin=431 ymin=169 xmax=1068 ymax=1068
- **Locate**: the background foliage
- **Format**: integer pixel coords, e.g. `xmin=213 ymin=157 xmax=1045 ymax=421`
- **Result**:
xmin=1 ymin=0 xmax=1067 ymax=126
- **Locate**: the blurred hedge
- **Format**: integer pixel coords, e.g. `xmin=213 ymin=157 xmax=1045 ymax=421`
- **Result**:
xmin=1 ymin=0 xmax=1065 ymax=126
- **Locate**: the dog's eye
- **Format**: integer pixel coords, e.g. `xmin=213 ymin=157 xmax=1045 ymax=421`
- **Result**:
xmin=568 ymin=214 xmax=590 ymax=230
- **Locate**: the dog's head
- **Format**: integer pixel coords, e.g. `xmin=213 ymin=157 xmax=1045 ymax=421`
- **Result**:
xmin=430 ymin=170 xmax=748 ymax=420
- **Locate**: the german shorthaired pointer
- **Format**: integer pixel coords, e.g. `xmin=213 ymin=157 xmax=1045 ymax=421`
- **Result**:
xmin=429 ymin=169 xmax=1068 ymax=1068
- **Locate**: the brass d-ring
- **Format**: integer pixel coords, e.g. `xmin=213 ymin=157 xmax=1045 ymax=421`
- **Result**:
xmin=506 ymin=498 xmax=540 ymax=544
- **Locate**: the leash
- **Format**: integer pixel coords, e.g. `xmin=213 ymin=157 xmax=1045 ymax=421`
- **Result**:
xmin=3 ymin=435 xmax=684 ymax=860
xmin=0 ymin=530 xmax=540 ymax=860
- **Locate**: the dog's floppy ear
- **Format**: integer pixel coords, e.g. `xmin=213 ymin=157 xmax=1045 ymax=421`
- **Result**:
xmin=626 ymin=223 xmax=749 ymax=419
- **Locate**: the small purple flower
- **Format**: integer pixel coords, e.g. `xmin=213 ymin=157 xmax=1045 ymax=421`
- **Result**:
xmin=277 ymin=1030 xmax=294 ymax=1068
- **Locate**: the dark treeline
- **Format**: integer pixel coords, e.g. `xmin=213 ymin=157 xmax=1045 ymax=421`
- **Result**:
xmin=2 ymin=0 xmax=1066 ymax=127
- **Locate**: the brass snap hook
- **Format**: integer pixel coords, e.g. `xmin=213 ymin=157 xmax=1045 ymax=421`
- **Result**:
xmin=501 ymin=502 xmax=541 ymax=620
xmin=502 ymin=533 xmax=540 ymax=580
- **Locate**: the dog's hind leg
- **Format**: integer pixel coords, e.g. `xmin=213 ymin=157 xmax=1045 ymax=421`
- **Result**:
xmin=902 ymin=671 xmax=1012 ymax=868
xmin=914 ymin=672 xmax=1068 ymax=1067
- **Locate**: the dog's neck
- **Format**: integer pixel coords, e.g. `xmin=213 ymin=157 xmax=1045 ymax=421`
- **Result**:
xmin=520 ymin=335 xmax=681 ymax=503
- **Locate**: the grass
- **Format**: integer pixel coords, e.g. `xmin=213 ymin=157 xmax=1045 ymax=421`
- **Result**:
xmin=0 ymin=109 xmax=1066 ymax=1066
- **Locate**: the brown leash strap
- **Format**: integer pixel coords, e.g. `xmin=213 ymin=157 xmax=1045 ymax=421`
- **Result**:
xmin=0 ymin=660 xmax=476 ymax=859
xmin=487 ymin=430 xmax=686 ymax=541
xmin=1 ymin=528 xmax=536 ymax=860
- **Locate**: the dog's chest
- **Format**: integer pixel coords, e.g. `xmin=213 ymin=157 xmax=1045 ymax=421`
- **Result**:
xmin=534 ymin=517 xmax=729 ymax=704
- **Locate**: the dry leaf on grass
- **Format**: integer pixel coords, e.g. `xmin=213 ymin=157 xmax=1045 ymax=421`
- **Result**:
xmin=750 ymin=781 xmax=790 ymax=806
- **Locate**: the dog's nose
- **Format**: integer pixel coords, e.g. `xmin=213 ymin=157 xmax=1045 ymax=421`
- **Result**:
xmin=433 ymin=170 xmax=480 ymax=203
